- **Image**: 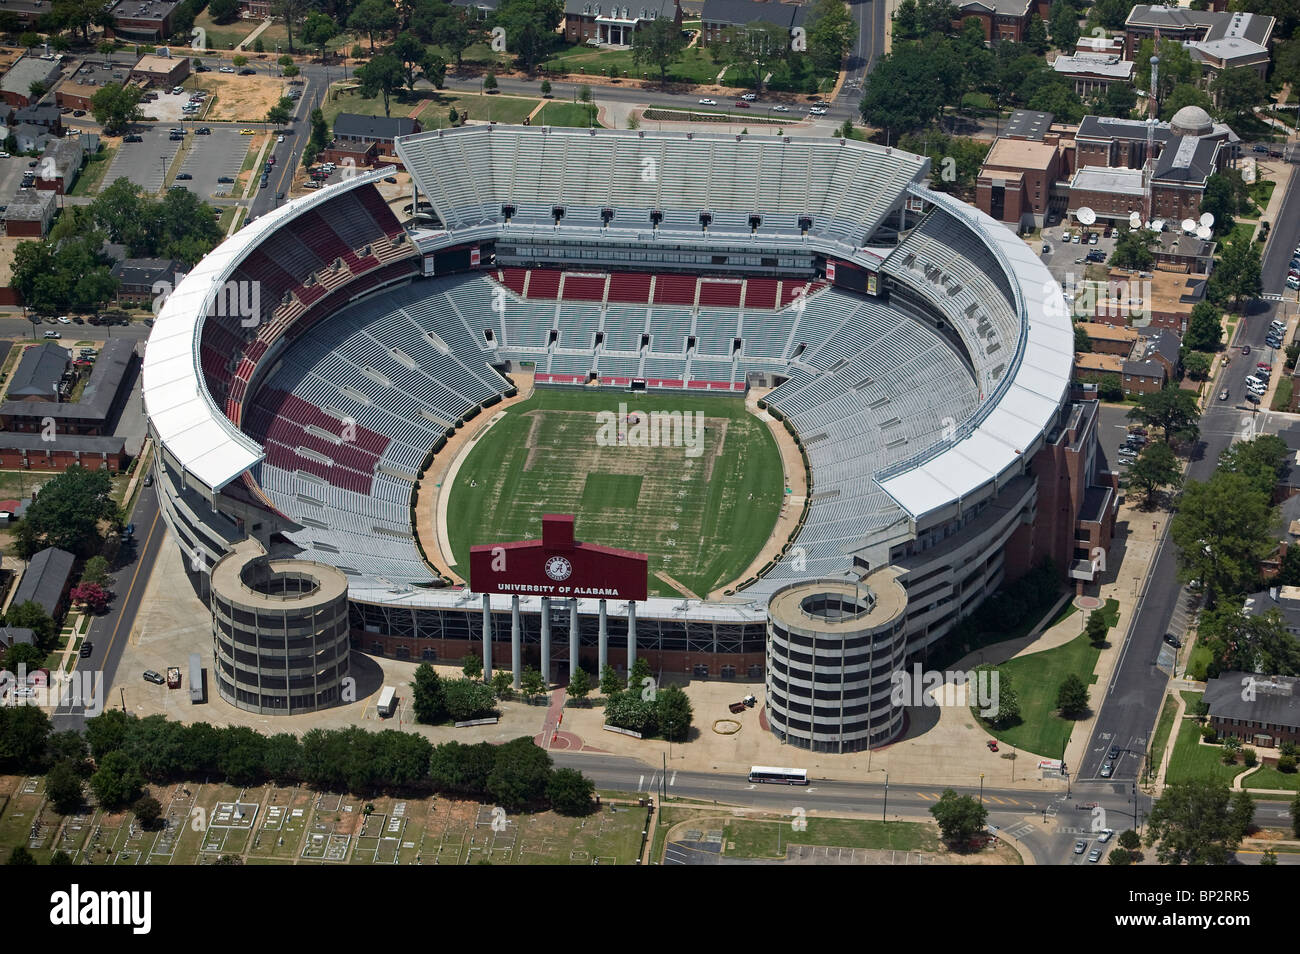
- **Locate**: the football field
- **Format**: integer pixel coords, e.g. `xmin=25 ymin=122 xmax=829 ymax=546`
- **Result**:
xmin=445 ymin=389 xmax=786 ymax=598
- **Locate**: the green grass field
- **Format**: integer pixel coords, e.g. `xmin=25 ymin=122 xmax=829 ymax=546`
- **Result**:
xmin=446 ymin=389 xmax=784 ymax=598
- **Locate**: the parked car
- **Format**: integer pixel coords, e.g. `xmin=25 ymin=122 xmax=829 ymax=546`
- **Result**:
xmin=741 ymin=93 xmax=757 ymax=101
xmin=1088 ymin=232 xmax=1098 ymax=244
xmin=1246 ymin=392 xmax=1261 ymax=404
xmin=124 ymin=134 xmax=143 ymax=142
xmin=697 ymin=98 xmax=717 ymax=106
xmin=1100 ymin=761 xmax=1114 ymax=778
xmin=1164 ymin=633 xmax=1182 ymax=648
xmin=1088 ymin=847 xmax=1102 ymax=863
xmin=143 ymin=670 xmax=166 ymax=685
xmin=1061 ymin=231 xmax=1071 ymax=243
xmin=1289 ymin=276 xmax=1300 ymax=290
xmin=1072 ymin=233 xmax=1081 ymax=243
xmin=144 ymin=473 xmax=153 ymax=487
xmin=277 ymin=134 xmax=285 ymax=143
xmin=1097 ymin=829 xmax=1114 ymax=843
xmin=239 ymin=68 xmax=256 ymax=75
xmin=176 ymin=173 xmax=192 ymax=180
xmin=42 ymin=331 xmax=61 ymax=339
xmin=219 ymin=65 xmax=235 ymax=73
xmin=80 ymin=640 xmax=93 ymax=658
xmin=240 ymin=128 xmax=254 ymax=135
xmin=217 ymin=175 xmax=234 ymax=183
xmin=734 ymin=100 xmax=751 ymax=108
xmin=196 ymin=127 xmax=211 ymax=135
xmin=1074 ymin=840 xmax=1087 ymax=854
xmin=1219 ymin=387 xmax=1230 ymax=401
xmin=772 ymin=104 xmax=789 ymax=112
xmin=1242 ymin=345 xmax=1251 ymax=355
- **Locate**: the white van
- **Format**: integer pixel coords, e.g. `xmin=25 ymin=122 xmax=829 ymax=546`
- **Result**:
xmin=1245 ymin=375 xmax=1267 ymax=392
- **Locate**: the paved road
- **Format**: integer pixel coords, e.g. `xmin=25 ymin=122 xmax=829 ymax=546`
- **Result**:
xmin=52 ymin=486 xmax=164 ymax=733
xmin=551 ymin=751 xmax=1165 ymax=863
xmin=1079 ymin=165 xmax=1300 ymax=784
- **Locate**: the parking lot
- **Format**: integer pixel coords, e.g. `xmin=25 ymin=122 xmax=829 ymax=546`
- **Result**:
xmin=1096 ymin=404 xmax=1145 ymax=472
xmin=142 ymin=88 xmax=207 ymax=123
xmin=0 ymin=154 xmax=37 ymax=206
xmin=1039 ymin=221 xmax=1121 ymax=316
xmin=104 ymin=127 xmax=182 ymax=193
xmin=174 ymin=128 xmax=251 ymax=199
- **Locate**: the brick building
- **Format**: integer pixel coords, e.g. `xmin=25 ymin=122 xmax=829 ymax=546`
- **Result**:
xmin=130 ymin=52 xmax=189 ymax=87
xmin=110 ymin=257 xmax=184 ymax=307
xmin=7 ymin=343 xmax=69 ymax=402
xmin=0 ymin=339 xmax=137 ymax=436
xmin=0 ymin=434 xmax=128 ymax=472
xmin=1075 ymin=321 xmax=1137 ymax=355
xmin=975 ymin=110 xmax=1073 ymax=228
xmin=563 ymin=0 xmax=681 ymax=46
xmin=3 ymin=187 xmax=56 ymax=238
xmin=33 ymin=137 xmax=83 ymax=195
xmin=1124 ymin=5 xmax=1274 ymax=80
xmin=1204 ymin=668 xmax=1300 ymax=751
xmin=107 ymin=0 xmax=181 ymax=42
xmin=11 ymin=546 xmax=75 ymax=622
xmin=700 ymin=0 xmax=806 ymax=45
xmin=331 ymin=113 xmax=419 ymax=160
xmin=1051 ymin=53 xmax=1134 ymax=98
xmin=0 ymin=54 xmax=62 ymax=108
xmin=952 ymin=0 xmax=1050 ymax=43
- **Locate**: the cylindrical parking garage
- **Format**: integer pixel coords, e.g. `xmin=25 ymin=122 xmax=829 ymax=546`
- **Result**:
xmin=765 ymin=572 xmax=909 ymax=753
xmin=210 ymin=539 xmax=351 ymax=715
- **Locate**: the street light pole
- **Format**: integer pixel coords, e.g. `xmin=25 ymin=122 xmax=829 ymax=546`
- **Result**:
xmin=979 ymin=773 xmax=984 ymax=805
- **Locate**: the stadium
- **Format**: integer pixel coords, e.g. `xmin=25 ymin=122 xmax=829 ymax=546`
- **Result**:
xmin=143 ymin=125 xmax=1114 ymax=751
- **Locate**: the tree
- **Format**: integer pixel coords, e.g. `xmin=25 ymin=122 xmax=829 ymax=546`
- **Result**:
xmin=567 ymin=666 xmax=591 ymax=702
xmin=1023 ymin=12 xmax=1048 ymax=53
xmin=411 ymin=663 xmax=447 ymax=724
xmin=15 ymin=467 xmax=117 ymax=561
xmin=1218 ymin=434 xmax=1289 ymax=496
xmin=5 ymin=846 xmax=36 ymax=865
xmin=491 ymin=669 xmax=513 ymax=697
xmin=1110 ymin=228 xmax=1156 ymax=271
xmin=1293 ymin=792 xmax=1300 ymax=839
xmin=271 ymin=0 xmax=307 ymax=53
xmin=50 ymin=850 xmax=73 ymax=865
xmin=631 ymin=16 xmax=686 ymax=83
xmin=599 ymin=664 xmax=623 ymax=696
xmin=70 ymin=582 xmax=109 ymax=614
xmin=350 ymin=0 xmax=398 ymax=49
xmin=132 ymin=794 xmax=162 ymax=828
xmin=1181 ymin=349 xmax=1210 ymax=382
xmin=231 ymin=54 xmax=248 ymax=68
xmin=81 ymin=555 xmax=112 ymax=588
xmin=461 ymin=653 xmax=483 ymax=680
xmin=264 ymin=733 xmax=302 ymax=783
xmin=1210 ymin=66 xmax=1269 ymax=126
xmin=929 ymin=788 xmax=988 ymax=846
xmin=429 ymin=740 xmax=495 ymax=795
xmin=390 ymin=31 xmax=425 ymax=90
xmin=1127 ymin=388 xmax=1201 ymax=447
xmin=604 ymin=690 xmax=658 ymax=734
xmin=486 ymin=736 xmax=552 ymax=810
xmin=520 ymin=664 xmax=546 ymax=700
xmin=209 ymin=0 xmax=240 ymax=22
xmin=483 ymin=69 xmax=498 ymax=92
xmin=443 ymin=678 xmax=497 ymax=722
xmin=1171 ymin=472 xmax=1274 ymax=608
xmin=655 ymin=684 xmax=693 ymax=741
xmin=1184 ymin=300 xmax=1223 ymax=353
xmin=6 ymin=602 xmax=55 ymax=651
xmin=89 ymin=82 xmax=144 ymax=135
xmin=355 ymin=53 xmax=404 ymax=116
xmin=1134 ymin=37 xmax=1199 ymax=108
xmin=371 ymin=729 xmax=431 ymax=788
xmin=85 ymin=709 xmax=134 ymax=761
xmin=547 ymin=766 xmax=595 ymax=815
xmin=89 ymin=751 xmax=143 ymax=809
xmin=1048 ymin=0 xmax=1079 ymax=50
xmin=1127 ymin=440 xmax=1182 ymax=506
xmin=540 ymin=79 xmax=551 ymax=97
xmin=805 ymin=0 xmax=854 ymax=74
xmin=418 ymin=6 xmax=475 ymax=68
xmin=1209 ymin=240 xmax=1262 ymax=311
xmin=308 ymin=107 xmax=330 ymax=157
xmin=266 ymin=97 xmax=293 ymax=126
xmin=1085 ymin=610 xmax=1108 ymax=646
xmin=1145 ymin=779 xmax=1244 ymax=864
xmin=1056 ymin=673 xmax=1090 ymax=717
xmin=494 ymin=0 xmax=563 ymax=71
xmin=45 ymin=761 xmax=85 ymax=814
xmin=861 ymin=42 xmax=960 ymax=135
xmin=892 ymin=0 xmax=958 ymax=39
xmin=2 ymin=642 xmax=45 ymax=674
xmin=720 ymin=21 xmax=791 ymax=94
xmin=1202 ymin=172 xmax=1249 ymax=238
xmin=979 ymin=666 xmax=1020 ymax=727
xmin=1161 ymin=82 xmax=1214 ymax=122
xmin=301 ymin=11 xmax=341 ymax=48
xmin=1195 ymin=606 xmax=1300 ymax=677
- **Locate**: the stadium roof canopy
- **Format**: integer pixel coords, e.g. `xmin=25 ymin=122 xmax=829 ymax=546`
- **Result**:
xmin=141 ymin=170 xmax=389 ymax=492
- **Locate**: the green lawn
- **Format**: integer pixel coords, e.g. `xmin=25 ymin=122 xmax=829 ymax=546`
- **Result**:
xmin=192 ymin=9 xmax=256 ymax=51
xmin=1249 ymin=178 xmax=1277 ymax=210
xmin=540 ymin=43 xmax=722 ymax=86
xmin=723 ymin=816 xmax=942 ymax=858
xmin=1167 ymin=691 xmax=1250 ymax=786
xmin=1146 ymin=694 xmax=1179 ymax=782
xmin=69 ymin=146 xmax=117 ymax=197
xmin=1272 ymin=376 xmax=1293 ymax=411
xmin=446 ymin=389 xmax=785 ymax=598
xmin=1224 ymin=221 xmax=1256 ymax=248
xmin=0 ymin=470 xmax=53 ymax=499
xmin=976 ymin=632 xmax=1104 ymax=760
xmin=1240 ymin=764 xmax=1300 ymax=792
xmin=322 ymin=87 xmax=539 ymax=130
xmin=1186 ymin=643 xmax=1213 ymax=681
xmin=534 ymin=101 xmax=597 ymax=127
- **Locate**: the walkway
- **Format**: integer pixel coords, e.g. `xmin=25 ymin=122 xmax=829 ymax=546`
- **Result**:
xmin=236 ymin=18 xmax=274 ymax=52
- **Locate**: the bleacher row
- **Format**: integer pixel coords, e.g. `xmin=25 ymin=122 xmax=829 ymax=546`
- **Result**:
xmin=199 ymin=184 xmax=414 ymax=426
xmin=224 ymin=263 xmax=981 ymax=589
xmin=491 ymin=268 xmax=815 ymax=310
xmin=398 ymin=127 xmax=928 ymax=248
xmin=880 ymin=206 xmax=1019 ymax=387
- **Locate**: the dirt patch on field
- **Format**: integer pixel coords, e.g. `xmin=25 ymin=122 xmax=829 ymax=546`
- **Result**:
xmin=202 ymin=74 xmax=286 ymax=122
xmin=520 ymin=408 xmax=727 ymax=477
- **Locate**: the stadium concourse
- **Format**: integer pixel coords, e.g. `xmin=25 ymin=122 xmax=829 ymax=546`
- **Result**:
xmin=142 ymin=127 xmax=1113 ymax=752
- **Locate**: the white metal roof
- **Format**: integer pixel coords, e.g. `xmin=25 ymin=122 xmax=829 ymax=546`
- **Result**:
xmin=141 ymin=171 xmax=389 ymax=492
xmin=880 ymin=189 xmax=1072 ymax=520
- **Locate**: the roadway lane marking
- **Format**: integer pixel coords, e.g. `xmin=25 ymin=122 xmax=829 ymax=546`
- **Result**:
xmin=101 ymin=504 xmax=162 ymax=669
xmin=669 ymin=771 xmax=676 ymax=787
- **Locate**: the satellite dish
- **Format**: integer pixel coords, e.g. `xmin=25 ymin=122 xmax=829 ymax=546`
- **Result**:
xmin=1129 ymin=211 xmax=1142 ymax=229
xmin=1077 ymin=206 xmax=1097 ymax=226
xmin=1181 ymin=218 xmax=1196 ymax=233
xmin=1199 ymin=212 xmax=1215 ymax=228
xmin=1196 ymin=224 xmax=1213 ymax=240
xmin=1152 ymin=218 xmax=1166 ymax=232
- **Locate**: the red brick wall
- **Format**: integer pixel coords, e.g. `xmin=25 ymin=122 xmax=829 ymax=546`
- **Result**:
xmin=0 ymin=448 xmax=124 ymax=471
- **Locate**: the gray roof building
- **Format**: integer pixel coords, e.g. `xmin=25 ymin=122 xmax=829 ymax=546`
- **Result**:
xmin=1003 ymin=109 xmax=1054 ymax=141
xmin=36 ymin=136 xmax=83 ymax=185
xmin=1204 ymin=670 xmax=1300 ymax=733
xmin=6 ymin=342 xmax=69 ymax=400
xmin=333 ymin=113 xmax=419 ymax=143
xmin=110 ymin=257 xmax=183 ymax=292
xmin=10 ymin=546 xmax=75 ymax=619
xmin=0 ymin=338 xmax=137 ymax=424
xmin=3 ymin=186 xmax=55 ymax=223
xmin=701 ymin=0 xmax=807 ymax=29
xmin=0 ymin=55 xmax=62 ymax=101
xmin=0 ymin=627 xmax=36 ymax=647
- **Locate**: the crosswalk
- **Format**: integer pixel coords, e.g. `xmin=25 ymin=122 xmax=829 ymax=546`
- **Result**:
xmin=911 ymin=792 xmax=1036 ymax=807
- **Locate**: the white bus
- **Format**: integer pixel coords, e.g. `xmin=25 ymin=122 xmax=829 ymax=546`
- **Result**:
xmin=748 ymin=766 xmax=808 ymax=785
xmin=377 ymin=685 xmax=397 ymax=718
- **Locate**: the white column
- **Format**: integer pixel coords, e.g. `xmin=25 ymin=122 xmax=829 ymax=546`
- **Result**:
xmin=626 ymin=600 xmax=637 ymax=672
xmin=540 ymin=596 xmax=551 ymax=688
xmin=480 ymin=593 xmax=492 ymax=683
xmin=511 ymin=595 xmax=521 ymax=690
xmin=569 ymin=599 xmax=580 ymax=682
xmin=598 ymin=599 xmax=608 ymax=677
